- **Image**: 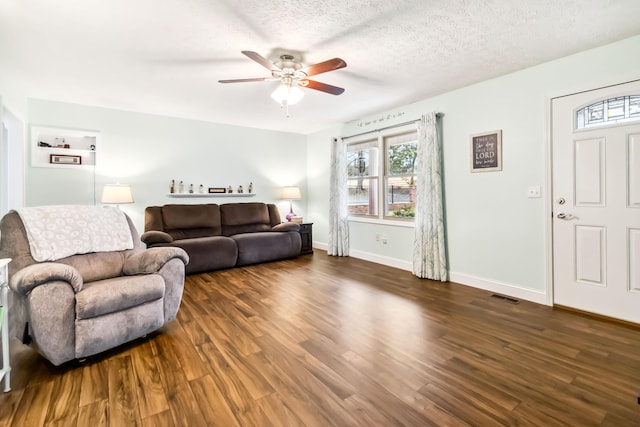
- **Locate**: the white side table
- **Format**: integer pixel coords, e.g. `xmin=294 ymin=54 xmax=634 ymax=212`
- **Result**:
xmin=0 ymin=258 xmax=11 ymax=392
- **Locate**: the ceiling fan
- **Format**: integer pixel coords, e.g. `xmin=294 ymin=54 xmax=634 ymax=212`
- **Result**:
xmin=219 ymin=51 xmax=347 ymax=107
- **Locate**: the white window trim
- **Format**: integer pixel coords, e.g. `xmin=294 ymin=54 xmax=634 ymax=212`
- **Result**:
xmin=344 ymin=123 xmax=418 ymax=223
xmin=348 ymin=215 xmax=415 ymax=228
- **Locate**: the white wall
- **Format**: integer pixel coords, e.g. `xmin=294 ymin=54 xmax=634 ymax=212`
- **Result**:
xmin=307 ymin=35 xmax=640 ymax=304
xmin=26 ymin=100 xmax=307 ymax=232
xmin=0 ymin=75 xmax=28 ymax=120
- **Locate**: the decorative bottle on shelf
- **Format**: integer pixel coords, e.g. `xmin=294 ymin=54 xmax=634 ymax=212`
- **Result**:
xmin=170 ymin=179 xmax=175 ymax=194
xmin=199 ymin=184 xmax=204 ymax=194
xmin=227 ymin=185 xmax=233 ymax=193
xmin=248 ymin=182 xmax=253 ymax=193
xmin=189 ymin=184 xmax=194 ymax=194
xmin=179 ymin=181 xmax=184 ymax=193
xmin=238 ymin=185 xmax=243 ymax=193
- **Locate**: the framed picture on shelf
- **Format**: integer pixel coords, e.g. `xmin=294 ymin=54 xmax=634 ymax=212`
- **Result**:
xmin=208 ymin=187 xmax=226 ymax=193
xmin=50 ymin=154 xmax=82 ymax=165
xmin=470 ymin=130 xmax=502 ymax=172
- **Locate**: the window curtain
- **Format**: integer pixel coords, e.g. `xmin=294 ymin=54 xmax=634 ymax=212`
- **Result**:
xmin=413 ymin=112 xmax=447 ymax=281
xmin=328 ymin=137 xmax=349 ymax=256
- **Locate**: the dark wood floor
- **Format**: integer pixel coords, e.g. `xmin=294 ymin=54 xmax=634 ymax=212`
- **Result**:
xmin=0 ymin=251 xmax=639 ymax=426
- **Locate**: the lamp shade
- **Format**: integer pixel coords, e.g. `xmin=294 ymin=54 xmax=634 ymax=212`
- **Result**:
xmin=282 ymin=186 xmax=301 ymax=200
xmin=101 ymin=184 xmax=134 ymax=204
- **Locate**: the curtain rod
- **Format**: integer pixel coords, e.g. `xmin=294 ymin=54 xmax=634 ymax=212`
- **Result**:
xmin=342 ymin=112 xmax=443 ymax=140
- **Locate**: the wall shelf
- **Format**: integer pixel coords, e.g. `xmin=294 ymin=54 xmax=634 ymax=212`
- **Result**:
xmin=167 ymin=193 xmax=256 ymax=198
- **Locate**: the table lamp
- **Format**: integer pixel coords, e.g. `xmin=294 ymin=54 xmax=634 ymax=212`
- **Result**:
xmin=282 ymin=186 xmax=301 ymax=221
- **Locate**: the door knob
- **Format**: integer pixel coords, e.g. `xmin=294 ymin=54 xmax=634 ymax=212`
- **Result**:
xmin=557 ymin=212 xmax=575 ymax=219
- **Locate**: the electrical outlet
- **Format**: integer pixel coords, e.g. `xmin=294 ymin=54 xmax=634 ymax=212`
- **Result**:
xmin=375 ymin=233 xmax=380 ymax=242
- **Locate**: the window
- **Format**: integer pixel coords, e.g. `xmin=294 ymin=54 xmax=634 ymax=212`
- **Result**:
xmin=347 ymin=139 xmax=378 ymax=216
xmin=576 ymin=95 xmax=640 ymax=129
xmin=346 ymin=126 xmax=417 ymax=221
xmin=385 ymin=132 xmax=417 ymax=218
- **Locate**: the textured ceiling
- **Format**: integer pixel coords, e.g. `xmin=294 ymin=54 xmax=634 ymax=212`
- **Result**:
xmin=1 ymin=0 xmax=639 ymax=134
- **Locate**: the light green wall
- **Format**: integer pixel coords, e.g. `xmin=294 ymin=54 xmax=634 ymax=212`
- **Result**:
xmin=9 ymin=34 xmax=640 ymax=304
xmin=0 ymin=77 xmax=28 ymax=120
xmin=307 ymin=35 xmax=640 ymax=301
xmin=27 ymin=100 xmax=307 ymax=232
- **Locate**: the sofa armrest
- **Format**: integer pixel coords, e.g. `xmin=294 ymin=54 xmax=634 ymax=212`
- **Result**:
xmin=123 ymin=247 xmax=189 ymax=275
xmin=10 ymin=262 xmax=83 ymax=295
xmin=271 ymin=222 xmax=300 ymax=232
xmin=141 ymin=230 xmax=174 ymax=246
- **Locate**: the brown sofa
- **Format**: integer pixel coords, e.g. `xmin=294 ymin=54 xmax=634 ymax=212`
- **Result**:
xmin=142 ymin=202 xmax=301 ymax=274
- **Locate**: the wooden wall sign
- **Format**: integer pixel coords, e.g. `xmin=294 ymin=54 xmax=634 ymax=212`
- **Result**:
xmin=470 ymin=130 xmax=502 ymax=172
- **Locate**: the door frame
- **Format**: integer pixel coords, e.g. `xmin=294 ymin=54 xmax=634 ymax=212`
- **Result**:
xmin=545 ymin=78 xmax=640 ymax=307
xmin=0 ymin=104 xmax=26 ymax=216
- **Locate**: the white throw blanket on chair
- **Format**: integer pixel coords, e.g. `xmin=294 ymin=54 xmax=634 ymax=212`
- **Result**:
xmin=16 ymin=205 xmax=134 ymax=262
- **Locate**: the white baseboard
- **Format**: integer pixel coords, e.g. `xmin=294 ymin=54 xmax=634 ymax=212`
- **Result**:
xmin=348 ymin=249 xmax=413 ymax=272
xmin=312 ymin=242 xmax=412 ymax=271
xmin=449 ymin=272 xmax=548 ymax=305
xmin=313 ymin=241 xmax=328 ymax=251
xmin=313 ymin=241 xmax=548 ymax=306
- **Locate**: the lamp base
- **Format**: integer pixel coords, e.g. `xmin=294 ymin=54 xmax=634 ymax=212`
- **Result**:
xmin=286 ymin=200 xmax=296 ymax=222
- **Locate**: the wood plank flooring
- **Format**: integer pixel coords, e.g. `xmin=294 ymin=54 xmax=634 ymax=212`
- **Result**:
xmin=1 ymin=250 xmax=639 ymax=426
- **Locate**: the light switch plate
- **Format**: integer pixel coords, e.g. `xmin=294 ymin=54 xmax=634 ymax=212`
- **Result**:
xmin=527 ymin=186 xmax=541 ymax=198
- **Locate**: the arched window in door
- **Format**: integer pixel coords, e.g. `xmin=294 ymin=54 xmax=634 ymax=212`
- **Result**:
xmin=576 ymin=95 xmax=640 ymax=129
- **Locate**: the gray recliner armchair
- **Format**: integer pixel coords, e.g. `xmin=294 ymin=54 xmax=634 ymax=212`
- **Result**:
xmin=0 ymin=206 xmax=189 ymax=366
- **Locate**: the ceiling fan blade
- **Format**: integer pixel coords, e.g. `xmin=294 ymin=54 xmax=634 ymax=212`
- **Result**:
xmin=300 ymin=58 xmax=346 ymax=77
xmin=299 ymin=79 xmax=345 ymax=95
xmin=218 ymin=77 xmax=270 ymax=83
xmin=241 ymin=51 xmax=280 ymax=71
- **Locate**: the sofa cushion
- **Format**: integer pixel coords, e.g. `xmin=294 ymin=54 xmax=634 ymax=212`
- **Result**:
xmin=267 ymin=204 xmax=283 ymax=227
xmin=232 ymin=232 xmax=301 ymax=266
xmin=58 ymin=251 xmax=127 ymax=283
xmin=159 ymin=236 xmax=238 ymax=274
xmin=162 ymin=204 xmax=222 ymax=232
xmin=76 ymin=274 xmax=165 ymax=320
xmin=75 ymin=299 xmax=164 ymax=359
xmin=220 ymin=203 xmax=272 ymax=235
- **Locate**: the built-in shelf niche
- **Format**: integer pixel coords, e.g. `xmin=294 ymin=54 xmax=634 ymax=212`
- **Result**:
xmin=31 ymin=126 xmax=100 ymax=168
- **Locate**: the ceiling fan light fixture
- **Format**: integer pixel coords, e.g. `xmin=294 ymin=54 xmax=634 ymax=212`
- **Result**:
xmin=271 ymin=84 xmax=304 ymax=105
xmin=220 ymin=51 xmax=346 ymax=115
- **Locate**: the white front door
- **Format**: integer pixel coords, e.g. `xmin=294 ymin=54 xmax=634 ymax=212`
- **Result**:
xmin=552 ymin=80 xmax=640 ymax=323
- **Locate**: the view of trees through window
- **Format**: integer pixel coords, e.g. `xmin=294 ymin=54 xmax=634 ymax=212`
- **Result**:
xmin=385 ymin=132 xmax=417 ymax=218
xmin=346 ymin=128 xmax=417 ymax=220
xmin=347 ymin=140 xmax=378 ymax=216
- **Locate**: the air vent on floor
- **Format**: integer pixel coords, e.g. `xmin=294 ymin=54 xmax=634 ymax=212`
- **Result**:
xmin=491 ymin=293 xmax=520 ymax=304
